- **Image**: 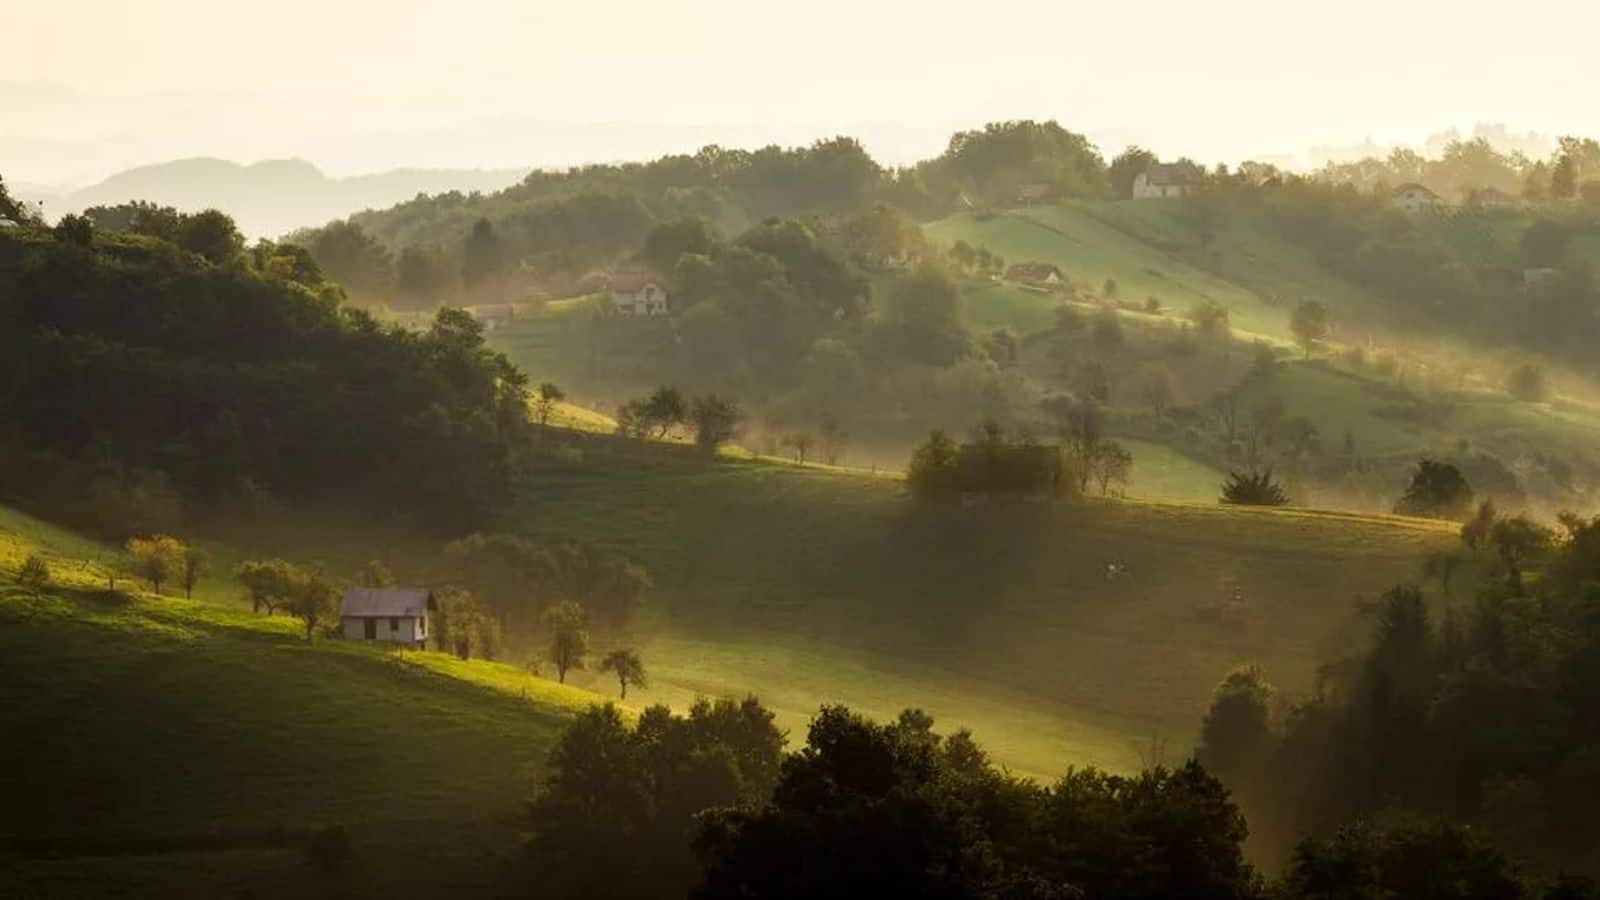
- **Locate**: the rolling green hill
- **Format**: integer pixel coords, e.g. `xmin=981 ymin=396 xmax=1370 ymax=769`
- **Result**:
xmin=0 ymin=438 xmax=1464 ymax=896
xmin=507 ymin=451 xmax=1457 ymax=777
xmin=926 ymin=204 xmax=1290 ymax=338
xmin=0 ymin=505 xmax=603 ymax=899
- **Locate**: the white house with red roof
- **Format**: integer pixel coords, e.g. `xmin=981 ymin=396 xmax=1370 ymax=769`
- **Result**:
xmin=1390 ymin=183 xmax=1442 ymax=214
xmin=609 ymin=269 xmax=670 ymax=317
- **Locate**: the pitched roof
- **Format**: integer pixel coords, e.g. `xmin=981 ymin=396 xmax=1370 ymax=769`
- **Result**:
xmin=1391 ymin=182 xmax=1439 ymax=198
xmin=1006 ymin=261 xmax=1064 ymax=280
xmin=340 ymin=587 xmax=433 ymax=618
xmin=609 ymin=269 xmax=665 ymax=293
xmin=1142 ymin=163 xmax=1201 ymax=186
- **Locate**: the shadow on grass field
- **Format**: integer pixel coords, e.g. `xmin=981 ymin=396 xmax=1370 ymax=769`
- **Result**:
xmin=511 ymin=452 xmax=1457 ymax=777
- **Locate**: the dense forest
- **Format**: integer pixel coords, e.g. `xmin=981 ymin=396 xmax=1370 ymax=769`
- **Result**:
xmin=65 ymin=125 xmax=1600 ymax=382
xmin=1198 ymin=504 xmax=1600 ymax=876
xmin=0 ymin=183 xmax=530 ymax=535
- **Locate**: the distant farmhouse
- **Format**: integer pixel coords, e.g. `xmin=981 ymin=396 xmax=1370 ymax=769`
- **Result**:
xmin=609 ymin=269 xmax=669 ymax=317
xmin=1015 ymin=182 xmax=1053 ymax=206
xmin=1005 ymin=261 xmax=1066 ymax=288
xmin=1390 ymin=183 xmax=1442 ymax=214
xmin=1133 ymin=163 xmax=1200 ymax=199
xmin=340 ymin=587 xmax=435 ymax=648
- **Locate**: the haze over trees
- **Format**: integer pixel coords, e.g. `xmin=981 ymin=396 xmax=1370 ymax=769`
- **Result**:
xmin=9 ymin=111 xmax=1600 ymax=899
xmin=0 ymin=213 xmax=533 ymax=533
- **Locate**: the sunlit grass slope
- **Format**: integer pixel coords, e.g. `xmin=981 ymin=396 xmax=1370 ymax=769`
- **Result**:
xmin=925 ymin=205 xmax=1286 ymax=337
xmin=0 ymin=505 xmax=603 ymax=899
xmin=514 ymin=454 xmax=1455 ymax=777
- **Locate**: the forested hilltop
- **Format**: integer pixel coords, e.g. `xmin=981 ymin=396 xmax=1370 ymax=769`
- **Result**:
xmin=284 ymin=122 xmax=1600 ymax=357
xmin=0 ymin=190 xmax=530 ymax=536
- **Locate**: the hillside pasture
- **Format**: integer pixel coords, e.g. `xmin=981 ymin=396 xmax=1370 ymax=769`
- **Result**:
xmin=512 ymin=453 xmax=1455 ymax=776
xmin=0 ymin=506 xmax=600 ymax=899
xmin=925 ymin=205 xmax=1285 ymax=337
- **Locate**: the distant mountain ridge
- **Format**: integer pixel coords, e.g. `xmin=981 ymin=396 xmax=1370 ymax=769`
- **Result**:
xmin=59 ymin=157 xmax=529 ymax=237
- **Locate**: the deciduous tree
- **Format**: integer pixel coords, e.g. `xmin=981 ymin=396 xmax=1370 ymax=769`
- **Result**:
xmin=598 ymin=648 xmax=647 ymax=699
xmin=1290 ymin=300 xmax=1331 ymax=358
xmin=543 ymin=601 xmax=588 ymax=683
xmin=126 ymin=535 xmax=186 ymax=594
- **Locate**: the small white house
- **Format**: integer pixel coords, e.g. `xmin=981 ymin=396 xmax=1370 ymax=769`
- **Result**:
xmin=609 ymin=270 xmax=670 ymax=317
xmin=1133 ymin=163 xmax=1199 ymax=199
xmin=1390 ymin=183 xmax=1442 ymax=214
xmin=340 ymin=587 xmax=435 ymax=649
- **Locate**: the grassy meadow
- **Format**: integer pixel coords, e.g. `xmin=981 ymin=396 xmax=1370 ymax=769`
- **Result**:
xmin=509 ymin=452 xmax=1457 ymax=777
xmin=925 ymin=204 xmax=1287 ymax=338
xmin=0 ymin=505 xmax=602 ymax=899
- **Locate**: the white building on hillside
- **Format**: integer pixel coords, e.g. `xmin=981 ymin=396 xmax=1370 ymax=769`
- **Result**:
xmin=609 ymin=269 xmax=670 ymax=317
xmin=1133 ymin=163 xmax=1200 ymax=199
xmin=1391 ymin=183 xmax=1442 ymax=214
xmin=340 ymin=587 xmax=434 ymax=649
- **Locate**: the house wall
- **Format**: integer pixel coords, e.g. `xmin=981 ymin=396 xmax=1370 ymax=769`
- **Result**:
xmin=611 ymin=284 xmax=670 ymax=317
xmin=1393 ymin=191 xmax=1434 ymax=214
xmin=341 ymin=615 xmax=428 ymax=645
xmin=1133 ymin=175 xmax=1188 ymax=199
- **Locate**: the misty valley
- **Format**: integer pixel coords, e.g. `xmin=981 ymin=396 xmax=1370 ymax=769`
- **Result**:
xmin=6 ymin=61 xmax=1600 ymax=900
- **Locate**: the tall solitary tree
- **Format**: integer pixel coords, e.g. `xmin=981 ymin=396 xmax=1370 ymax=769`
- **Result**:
xmin=598 ymin=648 xmax=647 ymax=699
xmin=543 ymin=601 xmax=588 ymax=683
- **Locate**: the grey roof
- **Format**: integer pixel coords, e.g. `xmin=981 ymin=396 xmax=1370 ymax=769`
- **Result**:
xmin=340 ymin=587 xmax=433 ymax=618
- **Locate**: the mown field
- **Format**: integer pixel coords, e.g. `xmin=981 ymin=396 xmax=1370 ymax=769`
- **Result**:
xmin=510 ymin=452 xmax=1457 ymax=777
xmin=0 ymin=505 xmax=602 ymax=899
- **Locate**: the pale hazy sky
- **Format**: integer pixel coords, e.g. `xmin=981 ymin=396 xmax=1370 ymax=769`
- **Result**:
xmin=5 ymin=0 xmax=1596 ymax=185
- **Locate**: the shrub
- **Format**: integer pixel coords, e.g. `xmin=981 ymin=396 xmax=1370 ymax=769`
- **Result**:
xmin=1394 ymin=459 xmax=1474 ymax=520
xmin=17 ymin=553 xmax=50 ymax=590
xmin=1220 ymin=469 xmax=1290 ymax=506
